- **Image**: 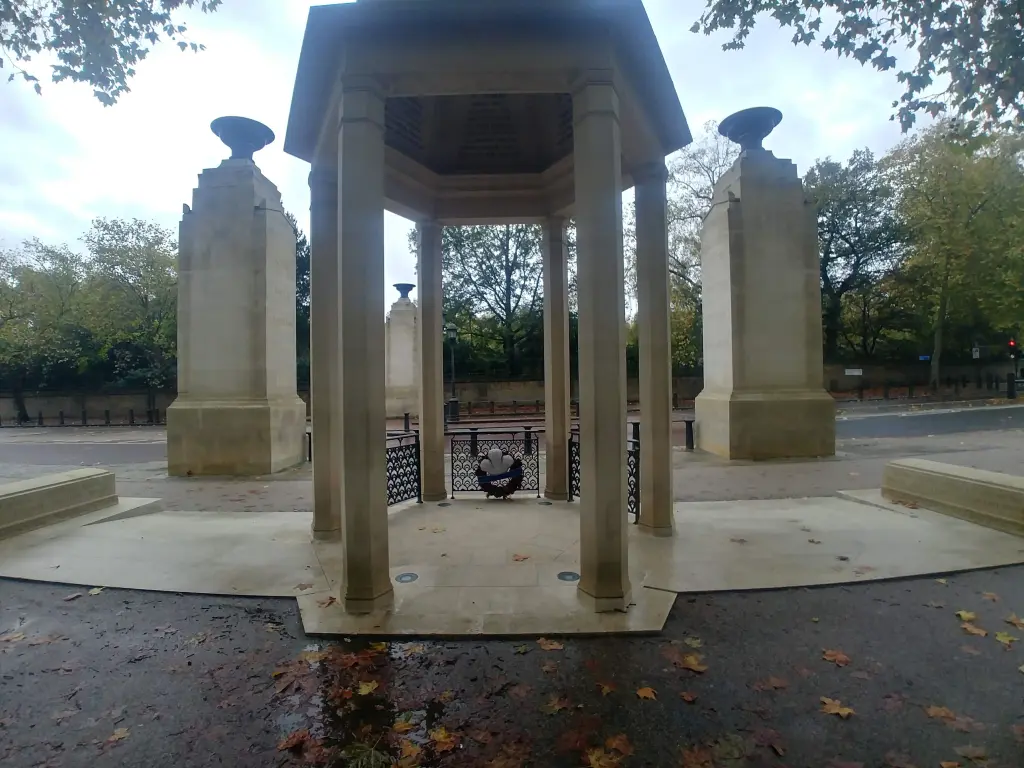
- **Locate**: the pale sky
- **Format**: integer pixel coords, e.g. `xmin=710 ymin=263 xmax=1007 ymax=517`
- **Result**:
xmin=0 ymin=0 xmax=913 ymax=306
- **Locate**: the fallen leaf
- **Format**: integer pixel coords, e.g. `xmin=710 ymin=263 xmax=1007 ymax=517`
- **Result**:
xmin=597 ymin=681 xmax=616 ymax=696
xmin=88 ymin=587 xmax=105 ymax=596
xmin=0 ymin=633 xmax=25 ymax=643
xmin=264 ymin=622 xmax=284 ymax=633
xmin=318 ymin=596 xmax=337 ymax=608
xmin=51 ymin=709 xmax=78 ymax=724
xmin=541 ymin=661 xmax=558 ymax=674
xmin=437 ymin=689 xmax=455 ymax=703
xmin=953 ymin=745 xmax=987 ymax=761
xmin=822 ymin=649 xmax=851 ymax=666
xmin=369 ymin=642 xmax=388 ymax=652
xmin=961 ymin=645 xmax=981 ymax=656
xmin=429 ymin=726 xmax=458 ymax=753
xmin=982 ymin=592 xmax=999 ymax=602
xmin=683 ymin=636 xmax=703 ymax=648
xmin=431 ymin=527 xmax=446 ymax=533
xmin=961 ymin=623 xmax=987 ymax=637
xmin=537 ymin=637 xmax=564 ymax=651
xmin=680 ymin=691 xmax=698 ymax=703
xmin=1007 ymin=614 xmax=1024 ymax=629
xmin=512 ymin=554 xmax=530 ymax=562
xmin=955 ymin=610 xmax=977 ymax=622
xmin=1019 ymin=664 xmax=1024 ymax=674
xmin=542 ymin=695 xmax=570 ymax=714
xmin=995 ymin=631 xmax=1018 ymax=647
xmin=400 ymin=740 xmax=422 ymax=760
xmin=63 ymin=593 xmax=82 ymax=602
xmin=584 ymin=748 xmax=622 ymax=768
xmin=752 ymin=728 xmax=785 ymax=756
xmin=939 ymin=763 xmax=961 ymax=768
xmin=636 ymin=686 xmax=657 ymax=700
xmin=393 ymin=716 xmax=416 ymax=734
xmin=297 ymin=650 xmax=327 ymax=664
xmin=936 ymin=578 xmax=948 ymax=585
xmin=926 ymin=705 xmax=956 ymax=721
xmin=357 ymin=680 xmax=379 ymax=695
xmin=105 ymin=727 xmax=130 ymax=745
xmin=508 ymin=684 xmax=532 ymax=700
xmin=514 ymin=644 xmax=530 ymax=655
xmin=809 ymin=539 xmax=822 ymax=544
xmin=820 ymin=696 xmax=855 ymax=718
xmin=710 ymin=734 xmax=753 ymax=763
xmin=278 ymin=729 xmax=311 ymax=751
xmin=753 ymin=676 xmax=789 ymax=691
xmin=605 ymin=733 xmax=634 ymax=756
xmin=680 ymin=746 xmax=715 ymax=768
xmin=730 ymin=537 xmax=748 ymax=544
xmin=925 ymin=601 xmax=946 ymax=609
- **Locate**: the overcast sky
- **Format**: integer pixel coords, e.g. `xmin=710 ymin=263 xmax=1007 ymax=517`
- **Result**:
xmin=0 ymin=0 xmax=913 ymax=306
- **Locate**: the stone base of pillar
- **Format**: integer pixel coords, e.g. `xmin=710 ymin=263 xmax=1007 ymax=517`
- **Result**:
xmin=343 ymin=588 xmax=395 ymax=615
xmin=544 ymin=490 xmax=570 ymax=502
xmin=638 ymin=521 xmax=675 ymax=537
xmin=695 ymin=390 xmax=836 ymax=460
xmin=167 ymin=398 xmax=307 ymax=476
xmin=577 ymin=585 xmax=633 ymax=613
xmin=311 ymin=522 xmax=341 ymax=542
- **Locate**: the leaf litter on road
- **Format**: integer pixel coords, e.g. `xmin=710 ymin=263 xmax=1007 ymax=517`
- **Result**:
xmin=542 ymin=695 xmax=570 ymax=714
xmin=822 ymin=649 xmax=851 ymax=666
xmin=537 ymin=637 xmax=563 ymax=651
xmin=995 ymin=631 xmax=1017 ymax=648
xmin=605 ymin=733 xmax=634 ymax=756
xmin=820 ymin=697 xmax=855 ymax=718
xmin=636 ymin=686 xmax=657 ymax=700
xmin=961 ymin=623 xmax=987 ymax=637
xmin=680 ymin=691 xmax=698 ymax=703
xmin=955 ymin=610 xmax=977 ymax=622
xmin=1006 ymin=613 xmax=1024 ymax=629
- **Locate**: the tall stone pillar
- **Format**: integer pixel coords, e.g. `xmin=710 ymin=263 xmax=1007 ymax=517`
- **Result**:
xmin=385 ymin=283 xmax=419 ymax=419
xmin=695 ymin=108 xmax=835 ymax=460
xmin=634 ymin=162 xmax=675 ymax=535
xmin=335 ymin=82 xmax=392 ymax=612
xmin=543 ymin=216 xmax=571 ymax=501
xmin=168 ymin=117 xmax=306 ymax=477
xmin=309 ymin=123 xmax=341 ymax=539
xmin=572 ymin=77 xmax=631 ymax=612
xmin=417 ymin=221 xmax=446 ymax=502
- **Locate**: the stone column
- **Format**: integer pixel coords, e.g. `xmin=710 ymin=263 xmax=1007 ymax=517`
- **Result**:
xmin=572 ymin=77 xmax=631 ymax=612
xmin=168 ymin=130 xmax=307 ymax=477
xmin=335 ymin=82 xmax=392 ymax=612
xmin=543 ymin=216 xmax=571 ymax=501
xmin=309 ymin=128 xmax=341 ymax=539
xmin=695 ymin=124 xmax=835 ymax=460
xmin=634 ymin=162 xmax=675 ymax=536
xmin=417 ymin=221 xmax=447 ymax=502
xmin=385 ymin=283 xmax=419 ymax=418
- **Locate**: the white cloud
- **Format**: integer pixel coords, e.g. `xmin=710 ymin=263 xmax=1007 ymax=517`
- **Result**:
xmin=0 ymin=0 xmax=921 ymax=308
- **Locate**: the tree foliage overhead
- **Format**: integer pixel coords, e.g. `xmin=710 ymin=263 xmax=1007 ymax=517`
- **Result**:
xmin=692 ymin=0 xmax=1024 ymax=131
xmin=1 ymin=0 xmax=221 ymax=104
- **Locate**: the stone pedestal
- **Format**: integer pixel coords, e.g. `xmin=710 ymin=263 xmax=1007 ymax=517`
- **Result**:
xmin=385 ymin=284 xmax=419 ymax=418
xmin=168 ymin=159 xmax=307 ymax=476
xmin=695 ymin=148 xmax=835 ymax=460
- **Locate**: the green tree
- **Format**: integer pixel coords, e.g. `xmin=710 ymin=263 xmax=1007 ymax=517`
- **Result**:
xmin=693 ymin=0 xmax=1024 ymax=131
xmin=2 ymin=0 xmax=221 ymax=104
xmin=81 ymin=217 xmax=177 ymax=409
xmin=286 ymin=212 xmax=310 ymax=387
xmin=804 ymin=149 xmax=905 ymax=361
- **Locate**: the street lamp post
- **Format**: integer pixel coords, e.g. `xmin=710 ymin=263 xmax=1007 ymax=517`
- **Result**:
xmin=445 ymin=323 xmax=459 ymax=423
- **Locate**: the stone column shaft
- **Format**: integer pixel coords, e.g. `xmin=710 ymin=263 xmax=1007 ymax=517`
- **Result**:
xmin=417 ymin=221 xmax=447 ymax=502
xmin=572 ymin=78 xmax=631 ymax=611
xmin=635 ymin=163 xmax=675 ymax=535
xmin=336 ymin=84 xmax=392 ymax=611
xmin=543 ymin=217 xmax=571 ymax=501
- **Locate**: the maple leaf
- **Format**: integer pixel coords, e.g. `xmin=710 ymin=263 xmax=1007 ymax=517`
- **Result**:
xmin=399 ymin=740 xmax=422 ymax=760
xmin=597 ymin=681 xmax=616 ymax=695
xmin=278 ymin=728 xmax=311 ymax=751
xmin=961 ymin=623 xmax=987 ymax=637
xmin=429 ymin=726 xmax=459 ymax=753
xmin=820 ymin=697 xmax=855 ymax=718
xmin=955 ymin=610 xmax=977 ymax=622
xmin=680 ymin=691 xmax=698 ymax=703
xmin=683 ymin=636 xmax=703 ymax=648
xmin=542 ymin=661 xmax=557 ymax=674
xmin=537 ymin=637 xmax=564 ymax=651
xmin=982 ymin=592 xmax=999 ymax=601
xmin=512 ymin=553 xmax=530 ymax=562
xmin=953 ymin=745 xmax=987 ymax=761
xmin=1006 ymin=614 xmax=1024 ymax=629
xmin=680 ymin=745 xmax=715 ymax=768
xmin=822 ymin=649 xmax=851 ymax=666
xmin=605 ymin=733 xmax=634 ymax=756
xmin=393 ymin=716 xmax=416 ymax=734
xmin=88 ymin=587 xmax=105 ymax=596
xmin=585 ymin=747 xmax=622 ymax=767
xmin=357 ymin=680 xmax=379 ymax=695
xmin=926 ymin=705 xmax=956 ymax=721
xmin=542 ymin=695 xmax=570 ymax=714
xmin=995 ymin=631 xmax=1018 ymax=647
xmin=636 ymin=686 xmax=657 ymax=700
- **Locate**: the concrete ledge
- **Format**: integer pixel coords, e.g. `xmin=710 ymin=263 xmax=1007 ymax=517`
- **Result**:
xmin=0 ymin=469 xmax=118 ymax=540
xmin=882 ymin=458 xmax=1024 ymax=537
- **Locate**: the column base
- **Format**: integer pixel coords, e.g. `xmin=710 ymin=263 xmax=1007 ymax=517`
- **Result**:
xmin=167 ymin=397 xmax=307 ymax=476
xmin=311 ymin=522 xmax=341 ymax=542
xmin=344 ymin=588 xmax=395 ymax=615
xmin=577 ymin=584 xmax=633 ymax=613
xmin=544 ymin=490 xmax=569 ymax=502
xmin=422 ymin=491 xmax=448 ymax=503
xmin=638 ymin=521 xmax=674 ymax=538
xmin=694 ymin=389 xmax=836 ymax=460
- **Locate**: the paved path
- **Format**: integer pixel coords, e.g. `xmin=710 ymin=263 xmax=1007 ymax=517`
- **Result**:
xmin=3 ymin=568 xmax=1024 ymax=767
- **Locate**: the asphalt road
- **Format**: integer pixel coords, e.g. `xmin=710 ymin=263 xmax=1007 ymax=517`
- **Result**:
xmin=835 ymin=404 xmax=1022 ymax=439
xmin=3 ymin=568 xmax=1024 ymax=767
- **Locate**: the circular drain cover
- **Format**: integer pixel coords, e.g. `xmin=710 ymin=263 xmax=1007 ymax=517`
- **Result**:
xmin=395 ymin=572 xmax=419 ymax=583
xmin=557 ymin=571 xmax=580 ymax=582
xmin=438 ymin=502 xmax=451 ymax=507
xmin=538 ymin=501 xmax=553 ymax=506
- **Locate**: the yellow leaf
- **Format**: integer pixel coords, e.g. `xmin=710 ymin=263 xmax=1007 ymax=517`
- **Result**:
xmin=822 ymin=649 xmax=851 ymax=666
xmin=88 ymin=587 xmax=105 ymax=596
xmin=605 ymin=733 xmax=634 ymax=756
xmin=393 ymin=717 xmax=416 ymax=734
xmin=400 ymin=740 xmax=422 ymax=759
xmin=820 ymin=697 xmax=855 ymax=718
xmin=961 ymin=622 xmax=988 ymax=637
xmin=936 ymin=578 xmax=948 ymax=585
xmin=542 ymin=695 xmax=570 ymax=714
xmin=597 ymin=681 xmax=615 ymax=696
xmin=680 ymin=653 xmax=708 ymax=673
xmin=982 ymin=592 xmax=999 ymax=602
xmin=537 ymin=637 xmax=564 ymax=651
xmin=369 ymin=641 xmax=388 ymax=652
xmin=636 ymin=686 xmax=657 ymax=700
xmin=955 ymin=610 xmax=977 ymax=622
xmin=995 ymin=631 xmax=1018 ymax=647
xmin=429 ymin=726 xmax=458 ymax=753
xmin=297 ymin=650 xmax=327 ymax=664
xmin=584 ymin=747 xmax=623 ymax=768
xmin=514 ymin=644 xmax=530 ymax=654
xmin=1007 ymin=614 xmax=1024 ymax=630
xmin=438 ymin=689 xmax=455 ymax=702
xmin=357 ymin=680 xmax=379 ymax=695
xmin=106 ymin=727 xmax=130 ymax=744
xmin=925 ymin=705 xmax=956 ymax=721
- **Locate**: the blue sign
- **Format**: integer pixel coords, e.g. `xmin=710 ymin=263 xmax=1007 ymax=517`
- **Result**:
xmin=919 ymin=355 xmax=930 ymax=361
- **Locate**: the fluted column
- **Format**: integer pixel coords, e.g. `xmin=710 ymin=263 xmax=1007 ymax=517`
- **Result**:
xmin=417 ymin=220 xmax=447 ymax=501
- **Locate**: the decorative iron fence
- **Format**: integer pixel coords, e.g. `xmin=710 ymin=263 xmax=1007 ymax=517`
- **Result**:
xmin=566 ymin=424 xmax=640 ymax=523
xmin=448 ymin=427 xmax=541 ymax=498
xmin=385 ymin=431 xmax=422 ymax=506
